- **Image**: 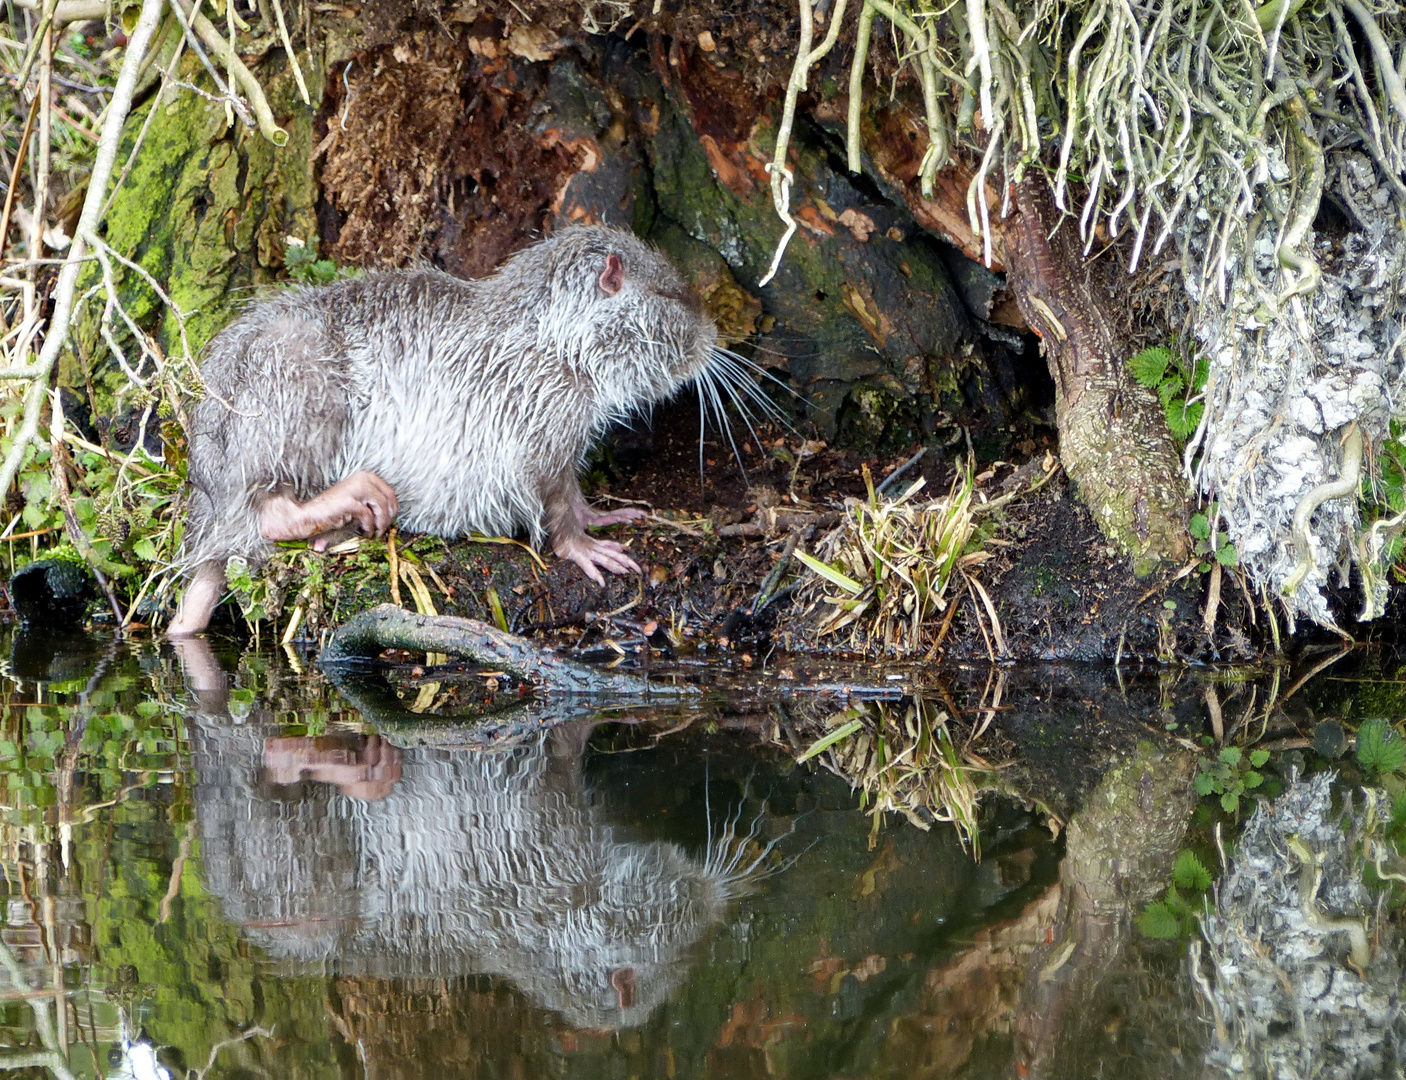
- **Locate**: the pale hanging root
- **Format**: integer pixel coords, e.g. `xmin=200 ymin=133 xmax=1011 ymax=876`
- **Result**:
xmin=0 ymin=0 xmax=166 ymax=500
xmin=759 ymin=0 xmax=849 ymax=287
xmin=846 ymin=0 xmax=876 ymax=173
xmin=1282 ymin=424 xmax=1364 ymax=597
xmin=850 ymin=0 xmax=948 ymax=196
xmin=269 ymin=0 xmax=310 ymax=104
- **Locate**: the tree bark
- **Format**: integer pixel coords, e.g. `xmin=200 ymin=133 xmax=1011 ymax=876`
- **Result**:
xmin=1005 ymin=176 xmax=1191 ymax=574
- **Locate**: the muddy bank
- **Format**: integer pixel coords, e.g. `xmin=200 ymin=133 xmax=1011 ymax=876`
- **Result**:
xmin=186 ymin=433 xmax=1273 ymax=664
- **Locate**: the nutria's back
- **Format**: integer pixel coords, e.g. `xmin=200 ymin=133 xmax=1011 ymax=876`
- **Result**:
xmin=180 ymin=227 xmax=717 ymax=571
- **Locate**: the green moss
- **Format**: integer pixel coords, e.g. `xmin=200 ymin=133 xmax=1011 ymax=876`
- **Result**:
xmin=70 ymin=49 xmax=324 ymax=402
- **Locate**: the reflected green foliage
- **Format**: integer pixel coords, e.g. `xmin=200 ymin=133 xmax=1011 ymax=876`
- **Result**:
xmin=1356 ymin=719 xmax=1406 ymax=776
xmin=1138 ymin=850 xmax=1213 ymax=940
xmin=1194 ymin=746 xmax=1269 ymax=815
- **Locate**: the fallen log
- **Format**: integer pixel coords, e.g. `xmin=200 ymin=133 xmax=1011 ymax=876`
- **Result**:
xmin=319 ymin=604 xmax=694 ymax=695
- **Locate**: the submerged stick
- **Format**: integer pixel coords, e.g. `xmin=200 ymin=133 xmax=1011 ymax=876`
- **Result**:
xmin=321 ymin=604 xmax=695 ymax=695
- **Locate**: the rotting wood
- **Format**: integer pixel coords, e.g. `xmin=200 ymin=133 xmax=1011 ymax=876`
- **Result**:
xmin=320 ymin=603 xmax=695 ymax=695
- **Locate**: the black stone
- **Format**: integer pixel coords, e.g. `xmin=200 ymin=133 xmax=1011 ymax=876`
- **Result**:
xmin=1311 ymin=720 xmax=1348 ymax=761
xmin=10 ymin=558 xmax=97 ymax=629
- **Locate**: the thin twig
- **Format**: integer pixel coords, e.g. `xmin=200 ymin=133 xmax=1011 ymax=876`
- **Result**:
xmin=0 ymin=0 xmax=165 ymax=501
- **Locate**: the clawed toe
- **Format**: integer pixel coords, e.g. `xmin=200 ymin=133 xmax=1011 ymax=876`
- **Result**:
xmin=556 ymin=534 xmax=641 ymax=583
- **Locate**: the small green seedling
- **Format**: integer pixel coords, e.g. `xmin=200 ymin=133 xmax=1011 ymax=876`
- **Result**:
xmin=1189 ymin=509 xmax=1238 ymax=571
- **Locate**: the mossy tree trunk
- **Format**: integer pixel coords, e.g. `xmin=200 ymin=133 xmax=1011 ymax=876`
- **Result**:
xmin=1005 ymin=177 xmax=1192 ymax=574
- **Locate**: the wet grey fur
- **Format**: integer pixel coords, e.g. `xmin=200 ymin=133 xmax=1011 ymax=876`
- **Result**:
xmin=181 ymin=226 xmax=716 ymax=572
xmin=192 ymin=715 xmax=744 ymax=1030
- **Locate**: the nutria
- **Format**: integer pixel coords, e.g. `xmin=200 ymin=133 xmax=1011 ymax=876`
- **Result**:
xmin=169 ymin=226 xmax=723 ymax=635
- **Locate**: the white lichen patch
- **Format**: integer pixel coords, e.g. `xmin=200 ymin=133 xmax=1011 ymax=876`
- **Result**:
xmin=1183 ymin=149 xmax=1406 ymax=626
xmin=1198 ymin=774 xmax=1405 ymax=1078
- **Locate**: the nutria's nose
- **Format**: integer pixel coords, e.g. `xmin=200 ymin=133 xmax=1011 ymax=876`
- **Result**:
xmin=610 ymin=967 xmax=636 ymax=1009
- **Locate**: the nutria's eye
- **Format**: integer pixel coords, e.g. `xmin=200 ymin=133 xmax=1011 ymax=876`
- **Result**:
xmin=598 ymin=253 xmax=624 ymax=296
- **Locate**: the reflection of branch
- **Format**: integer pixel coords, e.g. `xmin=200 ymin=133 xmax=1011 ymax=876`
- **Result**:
xmin=0 ymin=939 xmax=75 ymax=1080
xmin=192 ymin=1025 xmax=275 ymax=1079
xmin=159 ymin=829 xmax=192 ymax=923
xmin=9 ymin=0 xmax=106 ymax=24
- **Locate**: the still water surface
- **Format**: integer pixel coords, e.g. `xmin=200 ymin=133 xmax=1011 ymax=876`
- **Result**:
xmin=0 ymin=629 xmax=1264 ymax=1078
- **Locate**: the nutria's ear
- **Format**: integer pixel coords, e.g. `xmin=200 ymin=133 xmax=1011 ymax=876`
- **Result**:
xmin=599 ymin=253 xmax=624 ymax=296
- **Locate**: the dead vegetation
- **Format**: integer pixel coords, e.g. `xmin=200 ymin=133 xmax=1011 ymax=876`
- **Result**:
xmin=788 ymin=686 xmax=1008 ymax=854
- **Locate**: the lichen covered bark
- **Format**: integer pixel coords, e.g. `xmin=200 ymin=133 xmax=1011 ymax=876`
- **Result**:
xmin=1006 ymin=177 xmax=1191 ymax=575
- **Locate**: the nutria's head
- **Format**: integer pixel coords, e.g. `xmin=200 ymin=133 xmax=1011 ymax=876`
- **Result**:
xmin=490 ymin=226 xmax=718 ymax=420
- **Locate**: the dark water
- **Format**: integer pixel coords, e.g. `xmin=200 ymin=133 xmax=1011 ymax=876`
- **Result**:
xmin=0 ymin=629 xmax=1358 ymax=1079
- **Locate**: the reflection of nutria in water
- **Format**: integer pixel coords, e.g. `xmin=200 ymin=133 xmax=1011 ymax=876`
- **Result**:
xmin=182 ymin=647 xmax=775 ymax=1030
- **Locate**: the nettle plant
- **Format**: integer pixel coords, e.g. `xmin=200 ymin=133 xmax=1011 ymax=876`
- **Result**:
xmin=1195 ymin=745 xmax=1270 ymax=815
xmin=1129 ymin=346 xmax=1238 ymax=571
xmin=1190 ymin=505 xmax=1239 ymax=572
xmin=1129 ymin=345 xmax=1208 ymax=444
xmin=1138 ymin=849 xmax=1214 ymax=940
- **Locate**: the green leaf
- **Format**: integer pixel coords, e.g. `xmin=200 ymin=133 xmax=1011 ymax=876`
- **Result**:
xmin=1137 ymin=901 xmax=1183 ymax=939
xmin=1129 ymin=346 xmax=1173 ymax=388
xmin=1189 ymin=513 xmax=1211 ymax=540
xmin=1215 ymin=542 xmax=1238 ymax=567
xmin=1194 ymin=771 xmax=1217 ymax=796
xmin=1357 ymin=719 xmax=1406 ymax=774
xmin=1220 ymin=791 xmax=1240 ymax=814
xmin=795 ymin=550 xmax=864 ymax=595
xmin=486 ymin=586 xmax=509 ymax=633
xmin=1192 ymin=357 xmax=1210 ymax=392
xmin=797 ymin=716 xmax=865 ymax=763
xmin=1165 ymin=399 xmax=1204 ymax=440
xmin=1157 ymin=373 xmax=1185 ymax=406
xmin=1172 ymin=849 xmax=1212 ymax=892
xmin=21 ymin=502 xmax=49 ymax=530
xmin=1249 ymin=749 xmax=1270 ymax=768
xmin=1219 ymin=746 xmax=1242 ymax=766
xmin=132 ymin=538 xmax=159 ymax=562
xmin=1242 ymin=770 xmax=1263 ymax=789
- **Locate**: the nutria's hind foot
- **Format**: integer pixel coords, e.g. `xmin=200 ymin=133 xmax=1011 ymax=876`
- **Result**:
xmin=553 ymin=532 xmax=641 ymax=586
xmin=168 ymin=561 xmax=226 ymax=637
xmin=579 ymin=505 xmax=647 ymax=528
xmin=260 ymin=470 xmax=399 ymax=549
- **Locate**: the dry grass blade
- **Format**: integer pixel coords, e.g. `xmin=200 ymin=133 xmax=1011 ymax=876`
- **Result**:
xmin=793 ymin=698 xmax=998 ymax=855
xmin=798 ymin=465 xmax=996 ymax=655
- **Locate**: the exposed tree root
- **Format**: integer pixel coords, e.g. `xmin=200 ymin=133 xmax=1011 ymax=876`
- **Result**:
xmin=321 ymin=603 xmax=695 ymax=695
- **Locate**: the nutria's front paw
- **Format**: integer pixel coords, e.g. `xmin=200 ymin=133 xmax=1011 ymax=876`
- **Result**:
xmin=553 ymin=533 xmax=641 ymax=585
